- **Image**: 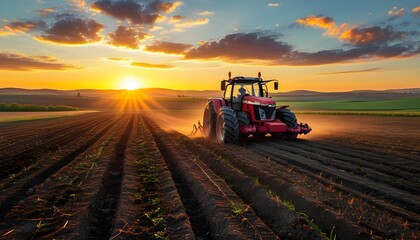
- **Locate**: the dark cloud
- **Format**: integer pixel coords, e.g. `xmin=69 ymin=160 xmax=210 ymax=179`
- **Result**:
xmin=185 ymin=33 xmax=291 ymax=60
xmin=108 ymin=25 xmax=148 ymax=49
xmin=0 ymin=52 xmax=81 ymax=71
xmin=145 ymin=41 xmax=193 ymax=54
xmin=131 ymin=62 xmax=174 ymax=68
xmin=36 ymin=17 xmax=104 ymax=44
xmin=90 ymin=0 xmax=180 ymax=25
xmin=340 ymin=26 xmax=405 ymax=46
xmin=0 ymin=20 xmax=46 ymax=35
xmin=184 ymin=32 xmax=419 ymax=66
xmin=170 ymin=15 xmax=185 ymax=22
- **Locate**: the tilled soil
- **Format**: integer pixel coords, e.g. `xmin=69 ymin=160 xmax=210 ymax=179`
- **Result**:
xmin=0 ymin=113 xmax=418 ymax=239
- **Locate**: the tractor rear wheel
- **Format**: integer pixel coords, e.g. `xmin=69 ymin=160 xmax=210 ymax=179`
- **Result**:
xmin=203 ymin=101 xmax=216 ymax=139
xmin=276 ymin=108 xmax=298 ymax=140
xmin=216 ymin=107 xmax=239 ymax=144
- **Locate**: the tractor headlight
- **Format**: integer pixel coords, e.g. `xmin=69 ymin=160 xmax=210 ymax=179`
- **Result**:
xmin=259 ymin=108 xmax=266 ymax=120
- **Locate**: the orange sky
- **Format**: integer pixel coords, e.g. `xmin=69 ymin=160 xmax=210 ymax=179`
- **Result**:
xmin=0 ymin=0 xmax=419 ymax=91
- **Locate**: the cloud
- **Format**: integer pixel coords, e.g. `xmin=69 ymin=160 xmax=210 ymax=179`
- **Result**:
xmin=296 ymin=15 xmax=335 ymax=29
xmin=388 ymin=7 xmax=405 ymax=21
xmin=148 ymin=1 xmax=182 ymax=13
xmin=296 ymin=15 xmax=346 ymax=36
xmin=413 ymin=6 xmax=420 ymax=17
xmin=267 ymin=3 xmax=280 ymax=7
xmin=90 ymin=0 xmax=180 ymax=25
xmin=108 ymin=25 xmax=149 ymax=49
xmin=38 ymin=8 xmax=56 ymax=16
xmin=317 ymin=67 xmax=393 ymax=76
xmin=174 ymin=18 xmax=209 ymax=28
xmin=185 ymin=32 xmax=292 ymax=61
xmin=131 ymin=62 xmax=174 ymax=68
xmin=184 ymin=32 xmax=419 ymax=66
xmin=145 ymin=41 xmax=192 ymax=54
xmin=296 ymin=15 xmax=411 ymax=47
xmin=35 ymin=17 xmax=104 ymax=44
xmin=198 ymin=11 xmax=213 ymax=16
xmin=67 ymin=0 xmax=86 ymax=8
xmin=169 ymin=15 xmax=185 ymax=22
xmin=0 ymin=20 xmax=46 ymax=35
xmin=339 ymin=26 xmax=405 ymax=46
xmin=0 ymin=52 xmax=81 ymax=71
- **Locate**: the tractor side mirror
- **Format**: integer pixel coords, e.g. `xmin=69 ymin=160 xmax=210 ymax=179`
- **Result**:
xmin=221 ymin=80 xmax=226 ymax=91
xmin=274 ymin=82 xmax=278 ymax=91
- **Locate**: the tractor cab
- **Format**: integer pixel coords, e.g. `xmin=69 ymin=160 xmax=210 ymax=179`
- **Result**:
xmin=221 ymin=72 xmax=278 ymax=112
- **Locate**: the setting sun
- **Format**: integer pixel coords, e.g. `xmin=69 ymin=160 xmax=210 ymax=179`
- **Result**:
xmin=123 ymin=78 xmax=140 ymax=90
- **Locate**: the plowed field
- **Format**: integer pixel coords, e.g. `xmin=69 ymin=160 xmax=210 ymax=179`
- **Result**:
xmin=0 ymin=113 xmax=418 ymax=240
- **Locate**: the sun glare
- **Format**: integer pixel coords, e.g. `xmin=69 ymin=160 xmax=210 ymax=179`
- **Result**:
xmin=123 ymin=78 xmax=140 ymax=90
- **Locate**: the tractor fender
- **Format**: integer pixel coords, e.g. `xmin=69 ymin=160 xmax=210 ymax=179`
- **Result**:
xmin=277 ymin=105 xmax=289 ymax=109
xmin=208 ymin=98 xmax=228 ymax=113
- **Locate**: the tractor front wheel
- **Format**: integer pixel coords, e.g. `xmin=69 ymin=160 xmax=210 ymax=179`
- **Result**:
xmin=203 ymin=101 xmax=216 ymax=139
xmin=276 ymin=108 xmax=298 ymax=140
xmin=216 ymin=107 xmax=239 ymax=144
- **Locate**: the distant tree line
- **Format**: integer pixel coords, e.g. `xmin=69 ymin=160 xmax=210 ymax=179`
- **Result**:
xmin=0 ymin=103 xmax=78 ymax=112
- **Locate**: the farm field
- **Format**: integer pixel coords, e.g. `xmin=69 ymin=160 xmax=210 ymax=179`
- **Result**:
xmin=0 ymin=111 xmax=96 ymax=123
xmin=0 ymin=112 xmax=418 ymax=239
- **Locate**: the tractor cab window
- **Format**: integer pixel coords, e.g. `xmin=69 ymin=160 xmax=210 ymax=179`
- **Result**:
xmin=224 ymin=84 xmax=232 ymax=99
xmin=232 ymin=82 xmax=261 ymax=103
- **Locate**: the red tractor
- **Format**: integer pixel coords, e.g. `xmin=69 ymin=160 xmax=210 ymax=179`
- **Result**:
xmin=203 ymin=72 xmax=311 ymax=143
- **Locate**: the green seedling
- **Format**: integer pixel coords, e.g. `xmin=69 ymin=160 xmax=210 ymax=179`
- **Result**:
xmin=231 ymin=204 xmax=245 ymax=215
xmin=329 ymin=226 xmax=337 ymax=240
xmin=36 ymin=221 xmax=49 ymax=229
xmin=283 ymin=200 xmax=296 ymax=211
xmin=150 ymin=198 xmax=161 ymax=206
xmin=153 ymin=232 xmax=169 ymax=240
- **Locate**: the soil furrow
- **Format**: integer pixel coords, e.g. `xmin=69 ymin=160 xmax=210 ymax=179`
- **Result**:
xmin=252 ymin=143 xmax=420 ymax=213
xmin=263 ymin=141 xmax=419 ymax=194
xmin=0 ymin=120 xmax=120 ymax=239
xmin=0 ymin=114 xmax=122 ymax=220
xmin=0 ymin=114 xmax=112 ymax=179
xmin=171 ymin=131 xmax=323 ymax=239
xmin=144 ymin=116 xmax=277 ymax=240
xmin=0 ymin=113 xmax=103 ymax=151
xmin=300 ymin=140 xmax=419 ymax=172
xmin=86 ymin=114 xmax=134 ymax=239
xmin=251 ymin=145 xmax=420 ymax=224
xmin=292 ymin=140 xmax=418 ymax=173
xmin=195 ymin=137 xmax=419 ymax=238
xmin=191 ymin=137 xmax=373 ymax=240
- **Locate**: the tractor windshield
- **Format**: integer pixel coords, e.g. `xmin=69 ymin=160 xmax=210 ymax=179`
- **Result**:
xmin=232 ymin=82 xmax=261 ymax=102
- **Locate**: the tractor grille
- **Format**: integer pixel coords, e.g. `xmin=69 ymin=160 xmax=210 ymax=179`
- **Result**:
xmin=253 ymin=105 xmax=276 ymax=120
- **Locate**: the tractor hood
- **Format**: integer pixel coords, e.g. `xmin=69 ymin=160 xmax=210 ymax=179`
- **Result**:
xmin=242 ymin=95 xmax=276 ymax=107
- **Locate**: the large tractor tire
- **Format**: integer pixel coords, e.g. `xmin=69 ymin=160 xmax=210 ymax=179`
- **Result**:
xmin=276 ymin=108 xmax=298 ymax=140
xmin=216 ymin=107 xmax=239 ymax=144
xmin=203 ymin=101 xmax=216 ymax=139
xmin=237 ymin=111 xmax=250 ymax=125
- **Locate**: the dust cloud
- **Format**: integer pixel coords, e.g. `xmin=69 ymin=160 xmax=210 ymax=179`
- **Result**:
xmin=142 ymin=110 xmax=204 ymax=136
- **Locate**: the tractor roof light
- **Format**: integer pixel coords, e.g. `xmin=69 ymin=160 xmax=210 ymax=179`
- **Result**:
xmin=228 ymin=71 xmax=232 ymax=80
